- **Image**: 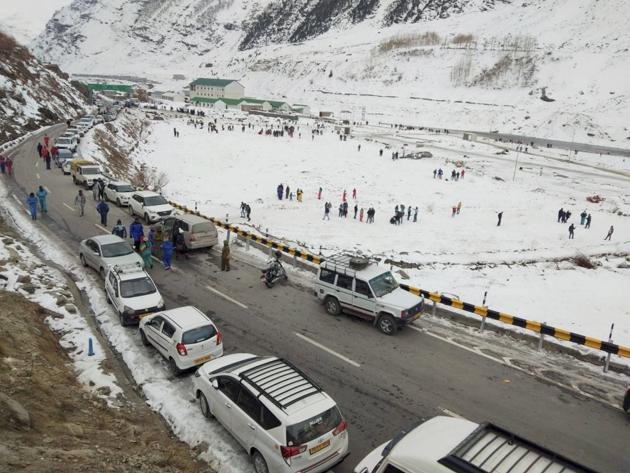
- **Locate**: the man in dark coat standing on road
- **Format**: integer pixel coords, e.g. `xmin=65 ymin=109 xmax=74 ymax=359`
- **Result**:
xmin=129 ymin=217 xmax=144 ymax=251
xmin=96 ymin=200 xmax=109 ymax=227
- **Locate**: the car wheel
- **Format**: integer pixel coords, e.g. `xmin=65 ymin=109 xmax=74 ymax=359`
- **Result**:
xmin=198 ymin=392 xmax=212 ymax=419
xmin=251 ymin=451 xmax=269 ymax=473
xmin=80 ymin=254 xmax=87 ymax=267
xmin=169 ymin=358 xmax=182 ymax=376
xmin=324 ymin=296 xmax=341 ymax=316
xmin=140 ymin=329 xmax=150 ymax=347
xmin=144 ymin=213 xmax=150 ymax=225
xmin=99 ymin=267 xmax=105 ymax=279
xmin=378 ymin=314 xmax=397 ymax=336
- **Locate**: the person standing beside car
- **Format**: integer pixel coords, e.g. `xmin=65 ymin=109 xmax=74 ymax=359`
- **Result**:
xmin=74 ymin=190 xmax=86 ymax=216
xmin=129 ymin=217 xmax=144 ymax=252
xmin=96 ymin=199 xmax=109 ymax=227
xmin=111 ymin=219 xmax=127 ymax=238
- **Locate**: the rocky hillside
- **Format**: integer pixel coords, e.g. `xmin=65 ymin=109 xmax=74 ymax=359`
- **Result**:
xmin=0 ymin=32 xmax=85 ymax=144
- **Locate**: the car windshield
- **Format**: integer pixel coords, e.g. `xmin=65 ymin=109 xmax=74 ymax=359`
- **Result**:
xmin=286 ymin=406 xmax=342 ymax=445
xmin=182 ymin=325 xmax=217 ymax=345
xmin=120 ymin=276 xmax=156 ymax=298
xmin=82 ymin=167 xmax=100 ymax=175
xmin=116 ymin=185 xmax=134 ymax=193
xmin=144 ymin=196 xmax=167 ymax=206
xmin=369 ymin=272 xmax=399 ymax=297
xmin=101 ymin=242 xmax=133 ymax=258
xmin=192 ymin=222 xmax=213 ymax=233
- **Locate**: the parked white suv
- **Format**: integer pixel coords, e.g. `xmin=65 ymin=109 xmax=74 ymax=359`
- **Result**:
xmin=139 ymin=306 xmax=223 ymax=374
xmin=354 ymin=416 xmax=595 ymax=473
xmin=104 ymin=180 xmax=135 ymax=206
xmin=104 ymin=263 xmax=164 ymax=326
xmin=315 ymin=255 xmax=424 ymax=335
xmin=129 ymin=191 xmax=174 ymax=223
xmin=193 ymin=354 xmax=350 ymax=473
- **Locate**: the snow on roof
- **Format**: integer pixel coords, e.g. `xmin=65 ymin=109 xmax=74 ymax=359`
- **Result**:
xmin=191 ymin=78 xmax=239 ymax=87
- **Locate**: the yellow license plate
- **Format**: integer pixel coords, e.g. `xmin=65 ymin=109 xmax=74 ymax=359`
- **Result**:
xmin=411 ymin=313 xmax=421 ymax=321
xmin=309 ymin=439 xmax=330 ymax=455
xmin=138 ymin=313 xmax=151 ymax=320
xmin=194 ymin=354 xmax=212 ymax=365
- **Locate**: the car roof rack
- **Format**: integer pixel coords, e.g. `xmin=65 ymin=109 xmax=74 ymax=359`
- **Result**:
xmin=438 ymin=422 xmax=597 ymax=473
xmin=239 ymin=358 xmax=323 ymax=412
xmin=112 ymin=262 xmax=144 ymax=275
xmin=320 ymin=253 xmax=377 ymax=276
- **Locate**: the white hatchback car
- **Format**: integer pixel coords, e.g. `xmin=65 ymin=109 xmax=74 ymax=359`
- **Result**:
xmin=129 ymin=191 xmax=175 ymax=223
xmin=104 ymin=180 xmax=135 ymax=206
xmin=193 ymin=354 xmax=350 ymax=473
xmin=139 ymin=306 xmax=223 ymax=374
xmin=104 ymin=263 xmax=164 ymax=326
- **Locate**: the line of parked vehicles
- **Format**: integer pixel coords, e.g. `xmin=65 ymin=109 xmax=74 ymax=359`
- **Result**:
xmin=59 ymin=116 xmax=607 ymax=473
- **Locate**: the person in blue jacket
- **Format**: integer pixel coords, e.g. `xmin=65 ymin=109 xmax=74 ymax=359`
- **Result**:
xmin=96 ymin=200 xmax=109 ymax=226
xmin=129 ymin=217 xmax=144 ymax=251
xmin=36 ymin=186 xmax=48 ymax=213
xmin=161 ymin=239 xmax=173 ymax=270
xmin=26 ymin=193 xmax=38 ymax=220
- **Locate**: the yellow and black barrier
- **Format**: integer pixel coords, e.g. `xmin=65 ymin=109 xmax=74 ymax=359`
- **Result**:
xmin=168 ymin=200 xmax=630 ymax=359
xmin=399 ymin=283 xmax=630 ymax=359
xmin=168 ymin=201 xmax=322 ymax=265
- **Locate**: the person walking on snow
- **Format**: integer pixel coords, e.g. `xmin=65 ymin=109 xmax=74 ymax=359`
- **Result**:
xmin=406 ymin=206 xmax=411 ymax=221
xmin=323 ymin=202 xmax=331 ymax=220
xmin=285 ymin=185 xmax=290 ymax=200
xmin=413 ymin=207 xmax=418 ymax=222
xmin=604 ymin=225 xmax=614 ymax=241
xmin=580 ymin=210 xmax=587 ymax=225
xmin=497 ymin=211 xmax=503 ymax=226
xmin=433 ymin=169 xmax=437 ymax=179
xmin=36 ymin=186 xmax=48 ymax=214
xmin=359 ymin=208 xmax=364 ymax=222
xmin=353 ymin=204 xmax=358 ymax=219
xmin=221 ymin=240 xmax=230 ymax=271
xmin=96 ymin=199 xmax=109 ymax=226
xmin=161 ymin=239 xmax=173 ymax=270
xmin=557 ymin=208 xmax=564 ymax=223
xmin=585 ymin=214 xmax=592 ymax=229
xmin=74 ymin=190 xmax=86 ymax=216
xmin=27 ymin=193 xmax=38 ymax=220
xmin=317 ymin=187 xmax=322 ymax=200
xmin=460 ymin=169 xmax=465 ymax=179
xmin=139 ymin=235 xmax=153 ymax=269
xmin=277 ymin=183 xmax=284 ymax=200
xmin=452 ymin=206 xmax=457 ymax=217
xmin=342 ymin=190 xmax=347 ymax=203
xmin=457 ymin=201 xmax=462 ymax=215
xmin=568 ymin=223 xmax=575 ymax=239
xmin=352 ymin=188 xmax=357 ymax=199
xmin=112 ymin=219 xmax=127 ymax=238
xmin=129 ymin=217 xmax=144 ymax=251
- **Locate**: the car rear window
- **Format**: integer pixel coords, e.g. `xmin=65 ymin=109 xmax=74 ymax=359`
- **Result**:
xmin=192 ymin=222 xmax=213 ymax=233
xmin=286 ymin=406 xmax=341 ymax=445
xmin=182 ymin=324 xmax=217 ymax=345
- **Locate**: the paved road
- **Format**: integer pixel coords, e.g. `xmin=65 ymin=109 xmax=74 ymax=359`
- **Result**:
xmin=5 ymin=126 xmax=630 ymax=473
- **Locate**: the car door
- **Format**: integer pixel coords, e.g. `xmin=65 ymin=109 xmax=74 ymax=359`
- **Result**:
xmin=132 ymin=195 xmax=142 ymax=215
xmin=156 ymin=320 xmax=176 ymax=359
xmin=144 ymin=316 xmax=166 ymax=353
xmin=105 ymin=184 xmax=115 ymax=201
xmin=335 ymin=273 xmax=354 ymax=309
xmin=231 ymin=386 xmax=262 ymax=449
xmin=162 ymin=217 xmax=176 ymax=241
xmin=212 ymin=376 xmax=241 ymax=433
xmin=85 ymin=239 xmax=100 ymax=269
xmin=353 ymin=279 xmax=377 ymax=317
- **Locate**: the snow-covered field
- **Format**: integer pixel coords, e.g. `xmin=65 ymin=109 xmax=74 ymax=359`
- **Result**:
xmin=129 ymin=110 xmax=630 ymax=345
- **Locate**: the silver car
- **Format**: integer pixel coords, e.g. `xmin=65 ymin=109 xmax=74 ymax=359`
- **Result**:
xmin=163 ymin=214 xmax=219 ymax=250
xmin=79 ymin=234 xmax=143 ymax=278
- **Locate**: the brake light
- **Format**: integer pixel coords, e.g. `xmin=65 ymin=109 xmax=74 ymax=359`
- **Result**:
xmin=401 ymin=310 xmax=408 ymax=318
xmin=176 ymin=343 xmax=188 ymax=356
xmin=280 ymin=444 xmax=306 ymax=459
xmin=216 ymin=331 xmax=222 ymax=346
xmin=333 ymin=418 xmax=348 ymax=436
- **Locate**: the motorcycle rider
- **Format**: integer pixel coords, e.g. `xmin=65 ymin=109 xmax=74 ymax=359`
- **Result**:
xmin=262 ymin=251 xmax=286 ymax=286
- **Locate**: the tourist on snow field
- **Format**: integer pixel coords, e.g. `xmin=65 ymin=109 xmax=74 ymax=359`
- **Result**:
xmin=585 ymin=214 xmax=592 ymax=229
xmin=557 ymin=208 xmax=564 ymax=223
xmin=36 ymin=186 xmax=48 ymax=213
xmin=96 ymin=200 xmax=109 ymax=226
xmin=277 ymin=183 xmax=284 ymax=200
xmin=112 ymin=219 xmax=127 ymax=238
xmin=568 ymin=223 xmax=575 ymax=239
xmin=129 ymin=217 xmax=144 ymax=251
xmin=27 ymin=193 xmax=38 ymax=220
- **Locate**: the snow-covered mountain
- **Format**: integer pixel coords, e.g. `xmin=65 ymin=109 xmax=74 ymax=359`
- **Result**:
xmin=0 ymin=32 xmax=86 ymax=143
xmin=31 ymin=0 xmax=630 ymax=145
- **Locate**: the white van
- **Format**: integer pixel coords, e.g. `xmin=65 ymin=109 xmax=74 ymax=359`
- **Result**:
xmin=354 ymin=416 xmax=596 ymax=473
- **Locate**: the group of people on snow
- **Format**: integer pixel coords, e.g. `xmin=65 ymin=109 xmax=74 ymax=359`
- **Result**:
xmin=0 ymin=155 xmax=14 ymax=175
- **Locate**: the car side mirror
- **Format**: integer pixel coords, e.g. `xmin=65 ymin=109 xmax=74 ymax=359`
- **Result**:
xmin=211 ymin=379 xmax=219 ymax=389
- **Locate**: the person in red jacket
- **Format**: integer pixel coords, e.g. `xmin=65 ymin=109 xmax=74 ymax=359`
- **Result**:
xmin=5 ymin=157 xmax=13 ymax=176
xmin=51 ymin=146 xmax=58 ymax=159
xmin=44 ymin=134 xmax=49 ymax=147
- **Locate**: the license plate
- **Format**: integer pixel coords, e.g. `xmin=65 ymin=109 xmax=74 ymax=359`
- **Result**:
xmin=309 ymin=439 xmax=330 ymax=455
xmin=411 ymin=313 xmax=421 ymax=321
xmin=194 ymin=354 xmax=212 ymax=365
xmin=138 ymin=313 xmax=151 ymax=320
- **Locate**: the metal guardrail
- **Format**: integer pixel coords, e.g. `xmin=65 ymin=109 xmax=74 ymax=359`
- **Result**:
xmin=169 ymin=199 xmax=630 ymax=360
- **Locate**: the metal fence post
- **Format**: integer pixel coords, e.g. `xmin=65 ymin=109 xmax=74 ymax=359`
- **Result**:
xmin=604 ymin=323 xmax=614 ymax=373
xmin=480 ymin=315 xmax=486 ymax=332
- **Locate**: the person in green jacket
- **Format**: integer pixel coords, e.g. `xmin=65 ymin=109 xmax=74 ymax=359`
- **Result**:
xmin=36 ymin=186 xmax=48 ymax=213
xmin=152 ymin=224 xmax=164 ymax=259
xmin=139 ymin=235 xmax=153 ymax=269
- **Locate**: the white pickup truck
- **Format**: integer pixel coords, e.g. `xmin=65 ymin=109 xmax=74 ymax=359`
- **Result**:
xmin=71 ymin=160 xmax=105 ymax=189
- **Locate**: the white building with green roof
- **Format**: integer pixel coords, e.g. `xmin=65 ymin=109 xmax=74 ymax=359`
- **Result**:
xmin=189 ymin=78 xmax=244 ymax=100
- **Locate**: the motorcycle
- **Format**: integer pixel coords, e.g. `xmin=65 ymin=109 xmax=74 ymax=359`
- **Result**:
xmin=261 ymin=255 xmax=287 ymax=288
